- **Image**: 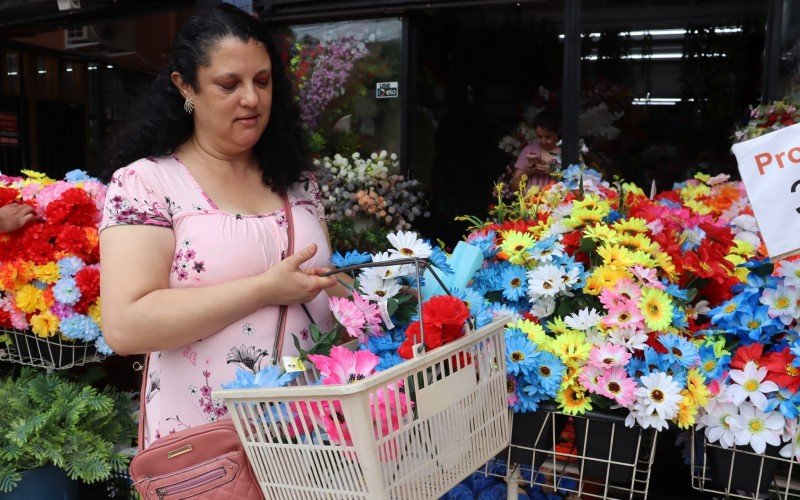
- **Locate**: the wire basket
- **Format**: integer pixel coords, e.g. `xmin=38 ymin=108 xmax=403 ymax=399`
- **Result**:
xmin=492 ymin=406 xmax=658 ymax=499
xmin=691 ymin=430 xmax=800 ymax=499
xmin=0 ymin=327 xmax=106 ymax=370
xmin=214 ymin=317 xmax=509 ymax=499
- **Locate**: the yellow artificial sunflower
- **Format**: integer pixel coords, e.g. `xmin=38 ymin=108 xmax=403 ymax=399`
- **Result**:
xmin=651 ymin=251 xmax=677 ymax=280
xmin=726 ymin=254 xmax=750 ymax=282
xmin=597 ymin=244 xmax=635 ymax=269
xmin=545 ymin=316 xmax=572 ymax=336
xmin=676 ymin=393 xmax=698 ymax=429
xmin=499 ymin=230 xmax=536 ymax=265
xmin=621 ymin=182 xmax=645 ymax=197
xmin=639 ymin=288 xmax=674 ymax=331
xmin=685 ymin=368 xmax=711 ymax=408
xmin=731 ymin=239 xmax=756 ymax=258
xmin=593 ymin=265 xmax=628 ymax=289
xmin=612 ymin=217 xmax=649 ymax=234
xmin=556 ymin=385 xmax=593 ymax=415
xmin=617 ymin=233 xmax=657 ymax=253
xmin=564 ymin=207 xmax=606 ymax=229
xmin=550 ymin=330 xmax=591 ymax=366
xmin=31 ymin=311 xmax=59 ymax=338
xmin=583 ymin=274 xmax=604 ymax=296
xmin=583 ymin=223 xmax=620 ymax=244
xmin=630 ymin=250 xmax=658 ymax=268
xmin=514 ymin=319 xmax=550 ymax=347
xmin=33 ymin=262 xmax=60 ymax=284
xmin=15 ymin=284 xmax=46 ymax=314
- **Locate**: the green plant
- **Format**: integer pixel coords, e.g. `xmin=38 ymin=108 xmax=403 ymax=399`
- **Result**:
xmin=0 ymin=368 xmax=135 ymax=493
xmin=327 ymin=219 xmax=390 ymax=255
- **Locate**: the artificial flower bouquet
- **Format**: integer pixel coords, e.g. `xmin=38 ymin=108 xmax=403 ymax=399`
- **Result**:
xmin=734 ymin=98 xmax=800 ymax=143
xmin=695 ymin=258 xmax=800 ymax=459
xmin=0 ymin=170 xmax=111 ymax=355
xmin=461 ymin=166 xmax=746 ymax=434
xmin=315 ymin=150 xmax=429 ymax=231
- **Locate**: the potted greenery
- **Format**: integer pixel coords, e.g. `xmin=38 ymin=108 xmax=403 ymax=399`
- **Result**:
xmin=0 ymin=367 xmax=135 ymax=498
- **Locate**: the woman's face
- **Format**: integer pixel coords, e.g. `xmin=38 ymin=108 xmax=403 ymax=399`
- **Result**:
xmin=188 ymin=37 xmax=273 ymax=156
xmin=535 ymin=126 xmax=559 ymax=151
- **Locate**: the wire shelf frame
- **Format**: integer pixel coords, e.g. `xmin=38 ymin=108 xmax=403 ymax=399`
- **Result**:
xmin=489 ymin=406 xmax=658 ymax=499
xmin=0 ymin=327 xmax=105 ymax=370
xmin=691 ymin=430 xmax=800 ymax=499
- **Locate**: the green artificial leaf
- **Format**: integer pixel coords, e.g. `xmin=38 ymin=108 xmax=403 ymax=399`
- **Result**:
xmin=579 ymin=237 xmax=597 ymax=253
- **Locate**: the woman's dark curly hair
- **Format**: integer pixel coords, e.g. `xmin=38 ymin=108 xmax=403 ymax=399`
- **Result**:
xmin=103 ymin=3 xmax=308 ymax=193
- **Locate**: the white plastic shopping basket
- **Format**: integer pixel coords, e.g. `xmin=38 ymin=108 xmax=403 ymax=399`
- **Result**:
xmin=214 ymin=258 xmax=509 ymax=499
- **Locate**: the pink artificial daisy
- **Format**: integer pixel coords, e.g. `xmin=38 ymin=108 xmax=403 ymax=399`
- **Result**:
xmin=598 ymin=366 xmax=636 ymax=407
xmin=599 ymin=278 xmax=641 ymax=309
xmin=370 ymin=381 xmax=413 ymax=438
xmin=631 ymin=266 xmax=664 ymax=289
xmin=602 ymin=302 xmax=644 ymax=330
xmin=308 ymin=345 xmax=379 ymax=386
xmin=351 ymin=291 xmax=384 ymax=338
xmin=588 ymin=343 xmax=632 ymax=369
xmin=329 ymin=295 xmax=367 ymax=340
xmin=578 ymin=365 xmax=606 ymax=394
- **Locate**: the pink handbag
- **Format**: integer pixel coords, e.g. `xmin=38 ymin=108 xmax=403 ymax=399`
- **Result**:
xmin=130 ymin=194 xmax=300 ymax=499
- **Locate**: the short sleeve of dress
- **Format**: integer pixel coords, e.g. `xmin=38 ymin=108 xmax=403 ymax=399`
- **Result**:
xmin=100 ymin=162 xmax=173 ymax=231
xmin=297 ymin=172 xmax=327 ymax=221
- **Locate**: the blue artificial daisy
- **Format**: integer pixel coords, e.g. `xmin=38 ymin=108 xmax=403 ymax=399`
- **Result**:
xmin=680 ymin=226 xmax=706 ymax=252
xmin=734 ymin=305 xmax=781 ymax=343
xmin=500 ymin=265 xmax=528 ymax=301
xmin=627 ymin=356 xmax=647 ymax=379
xmin=671 ymin=306 xmax=689 ymax=329
xmin=662 ymin=281 xmax=690 ymax=301
xmin=57 ymin=256 xmax=85 ymax=278
xmin=709 ymin=294 xmax=748 ymax=325
xmin=53 ymin=277 xmax=81 ymax=305
xmin=665 ymin=362 xmax=688 ymax=387
xmin=604 ymin=210 xmax=622 ymax=224
xmin=698 ymin=345 xmax=728 ymax=380
xmin=60 ymin=314 xmax=101 ymax=342
xmin=330 ymin=250 xmax=372 ymax=268
xmin=506 ymin=335 xmax=539 ymax=376
xmin=429 ymin=245 xmax=454 ymax=275
xmin=452 ymin=287 xmax=488 ymax=318
xmin=763 ymin=388 xmax=800 ymax=419
xmin=474 ymin=307 xmax=495 ymax=329
xmin=515 ymin=384 xmax=546 ymax=413
xmin=469 ymin=230 xmax=498 ymax=259
xmin=642 ymin=346 xmax=668 ymax=374
xmin=531 ymin=351 xmax=566 ymax=397
xmin=222 ymin=365 xmax=298 ymax=390
xmin=658 ymin=333 xmax=699 ymax=368
xmin=376 ymin=352 xmax=404 ymax=372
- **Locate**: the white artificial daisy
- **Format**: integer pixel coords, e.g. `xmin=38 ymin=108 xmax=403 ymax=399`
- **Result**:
xmin=528 ymin=295 xmax=556 ymax=318
xmin=629 ymin=402 xmax=670 ymax=431
xmin=633 ymin=372 xmax=682 ymax=419
xmin=364 ymin=251 xmax=414 ymax=279
xmin=558 ymin=266 xmax=583 ymax=290
xmin=358 ymin=275 xmax=402 ymax=302
xmin=607 ymin=328 xmax=649 ymax=351
xmin=780 ymin=419 xmax=800 ymax=462
xmin=387 ymin=231 xmax=432 ymax=259
xmin=727 ymin=402 xmax=784 ymax=455
xmin=778 ymin=260 xmax=800 ymax=289
xmin=700 ymin=401 xmax=738 ymax=449
xmin=528 ymin=240 xmax=565 ymax=264
xmin=527 ymin=264 xmax=564 ymax=298
xmin=727 ymin=361 xmax=779 ymax=410
xmin=760 ymin=284 xmax=800 ymax=325
xmin=564 ymin=308 xmax=603 ymax=331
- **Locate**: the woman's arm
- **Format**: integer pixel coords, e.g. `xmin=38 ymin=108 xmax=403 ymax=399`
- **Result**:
xmin=100 ymin=224 xmax=337 ymax=355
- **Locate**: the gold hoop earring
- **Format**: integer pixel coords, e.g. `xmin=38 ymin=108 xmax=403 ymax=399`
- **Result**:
xmin=183 ymin=97 xmax=194 ymax=115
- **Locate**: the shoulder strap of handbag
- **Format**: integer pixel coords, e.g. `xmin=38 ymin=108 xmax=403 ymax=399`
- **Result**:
xmin=136 ymin=193 xmax=294 ymax=453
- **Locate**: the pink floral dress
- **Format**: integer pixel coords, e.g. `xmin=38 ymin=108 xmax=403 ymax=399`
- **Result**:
xmin=100 ymin=156 xmax=332 ymax=448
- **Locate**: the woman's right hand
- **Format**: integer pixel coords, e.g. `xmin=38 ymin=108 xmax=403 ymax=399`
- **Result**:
xmin=263 ymin=243 xmax=338 ymax=304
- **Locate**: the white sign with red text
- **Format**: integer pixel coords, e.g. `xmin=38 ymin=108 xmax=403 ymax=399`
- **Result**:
xmin=731 ymin=122 xmax=800 ymax=259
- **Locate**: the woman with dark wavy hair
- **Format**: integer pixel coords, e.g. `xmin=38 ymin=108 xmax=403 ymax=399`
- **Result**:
xmin=99 ymin=3 xmax=339 ymax=448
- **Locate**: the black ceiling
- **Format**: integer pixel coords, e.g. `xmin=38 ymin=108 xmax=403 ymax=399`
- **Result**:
xmin=0 ymin=0 xmax=195 ymax=37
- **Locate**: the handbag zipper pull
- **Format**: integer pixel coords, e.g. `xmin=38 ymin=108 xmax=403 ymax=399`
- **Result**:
xmin=156 ymin=488 xmax=166 ymax=500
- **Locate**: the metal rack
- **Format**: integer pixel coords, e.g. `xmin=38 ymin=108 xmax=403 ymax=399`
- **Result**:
xmin=691 ymin=431 xmax=800 ymax=499
xmin=0 ymin=328 xmax=105 ymax=370
xmin=490 ymin=406 xmax=658 ymax=499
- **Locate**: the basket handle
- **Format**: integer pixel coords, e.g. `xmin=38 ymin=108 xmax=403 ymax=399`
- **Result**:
xmin=320 ymin=257 xmax=474 ymax=356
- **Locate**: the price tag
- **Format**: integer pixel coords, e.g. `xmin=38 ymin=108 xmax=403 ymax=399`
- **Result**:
xmin=282 ymin=356 xmax=306 ymax=373
xmin=378 ymin=299 xmax=395 ymax=330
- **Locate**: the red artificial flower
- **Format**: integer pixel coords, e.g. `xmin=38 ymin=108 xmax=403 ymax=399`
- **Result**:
xmin=74 ymin=266 xmax=100 ymax=312
xmin=19 ymin=223 xmax=56 ymax=264
xmin=55 ymin=224 xmax=90 ymax=260
xmin=731 ymin=344 xmax=765 ymax=370
xmin=0 ymin=307 xmax=11 ymax=328
xmin=45 ymin=187 xmax=98 ymax=226
xmin=763 ymin=348 xmax=800 ymax=392
xmin=0 ymin=187 xmax=19 ymax=207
